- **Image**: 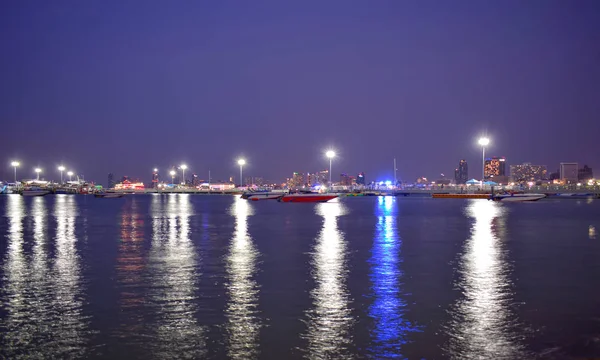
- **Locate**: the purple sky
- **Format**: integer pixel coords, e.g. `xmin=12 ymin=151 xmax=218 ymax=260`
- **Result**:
xmin=2 ymin=1 xmax=599 ymax=184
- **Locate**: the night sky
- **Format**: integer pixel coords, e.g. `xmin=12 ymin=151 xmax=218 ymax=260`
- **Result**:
xmin=2 ymin=1 xmax=599 ymax=184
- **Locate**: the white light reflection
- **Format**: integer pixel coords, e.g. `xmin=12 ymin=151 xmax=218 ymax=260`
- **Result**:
xmin=226 ymin=196 xmax=261 ymax=359
xmin=149 ymin=194 xmax=206 ymax=358
xmin=1 ymin=195 xmax=28 ymax=355
xmin=447 ymin=200 xmax=525 ymax=358
xmin=303 ymin=202 xmax=353 ymax=359
xmin=368 ymin=196 xmax=418 ymax=358
xmin=52 ymin=194 xmax=88 ymax=357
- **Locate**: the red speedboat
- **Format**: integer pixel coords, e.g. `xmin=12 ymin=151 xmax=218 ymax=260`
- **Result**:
xmin=278 ymin=193 xmax=338 ymax=203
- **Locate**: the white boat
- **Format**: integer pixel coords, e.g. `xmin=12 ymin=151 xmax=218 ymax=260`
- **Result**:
xmin=246 ymin=193 xmax=284 ymax=201
xmin=21 ymin=188 xmax=50 ymax=197
xmin=241 ymin=190 xmax=287 ymax=200
xmin=491 ymin=193 xmax=546 ymax=202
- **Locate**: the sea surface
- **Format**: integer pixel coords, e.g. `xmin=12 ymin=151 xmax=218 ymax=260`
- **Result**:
xmin=0 ymin=194 xmax=599 ymax=359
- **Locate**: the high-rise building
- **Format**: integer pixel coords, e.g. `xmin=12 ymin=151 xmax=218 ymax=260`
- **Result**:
xmin=151 ymin=170 xmax=159 ymax=188
xmin=484 ymin=157 xmax=506 ymax=179
xmin=340 ymin=173 xmax=352 ymax=186
xmin=356 ymin=172 xmax=366 ymax=185
xmin=454 ymin=159 xmax=468 ymax=184
xmin=288 ymin=172 xmax=304 ymax=189
xmin=108 ymin=173 xmax=115 ymax=189
xmin=578 ymin=165 xmax=593 ymax=181
xmin=510 ymin=163 xmax=548 ymax=183
xmin=316 ymin=170 xmax=329 ymax=185
xmin=560 ymin=162 xmax=578 ymax=183
xmin=192 ymin=173 xmax=200 ymax=186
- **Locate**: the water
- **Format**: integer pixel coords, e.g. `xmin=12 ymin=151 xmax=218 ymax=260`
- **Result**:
xmin=0 ymin=194 xmax=599 ymax=359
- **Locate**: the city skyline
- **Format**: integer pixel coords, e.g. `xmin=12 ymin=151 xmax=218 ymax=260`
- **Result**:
xmin=2 ymin=2 xmax=599 ymax=182
xmin=1 ymin=152 xmax=595 ymax=186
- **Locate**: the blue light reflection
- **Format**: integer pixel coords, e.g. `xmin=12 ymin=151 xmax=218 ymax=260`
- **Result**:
xmin=368 ymin=196 xmax=418 ymax=358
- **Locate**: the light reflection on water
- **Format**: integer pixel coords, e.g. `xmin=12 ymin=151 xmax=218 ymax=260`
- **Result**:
xmin=1 ymin=196 xmax=29 ymax=356
xmin=149 ymin=194 xmax=206 ymax=358
xmin=52 ymin=195 xmax=89 ymax=357
xmin=446 ymin=200 xmax=526 ymax=359
xmin=225 ymin=196 xmax=261 ymax=359
xmin=1 ymin=195 xmax=90 ymax=358
xmin=368 ymin=196 xmax=419 ymax=358
xmin=115 ymin=198 xmax=146 ymax=343
xmin=303 ymin=202 xmax=354 ymax=359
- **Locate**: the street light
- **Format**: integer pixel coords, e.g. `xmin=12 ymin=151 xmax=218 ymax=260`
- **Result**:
xmin=170 ymin=170 xmax=176 ymax=184
xmin=478 ymin=137 xmax=490 ymax=186
xmin=35 ymin=168 xmax=42 ymax=181
xmin=153 ymin=168 xmax=158 ymax=173
xmin=10 ymin=161 xmax=20 ymax=183
xmin=326 ymin=150 xmax=335 ymax=185
xmin=237 ymin=159 xmax=246 ymax=187
xmin=67 ymin=171 xmax=74 ymax=182
xmin=58 ymin=165 xmax=66 ymax=184
xmin=180 ymin=164 xmax=187 ymax=186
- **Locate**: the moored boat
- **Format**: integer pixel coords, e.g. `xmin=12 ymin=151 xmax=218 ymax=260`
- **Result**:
xmin=21 ymin=187 xmax=50 ymax=197
xmin=246 ymin=193 xmax=284 ymax=201
xmin=279 ymin=193 xmax=338 ymax=203
xmin=491 ymin=193 xmax=546 ymax=202
xmin=95 ymin=192 xmax=124 ymax=198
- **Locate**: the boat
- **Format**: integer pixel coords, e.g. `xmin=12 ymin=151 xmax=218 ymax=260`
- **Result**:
xmin=21 ymin=187 xmax=50 ymax=197
xmin=491 ymin=193 xmax=546 ymax=202
xmin=95 ymin=192 xmax=124 ymax=198
xmin=279 ymin=193 xmax=338 ymax=203
xmin=246 ymin=193 xmax=284 ymax=201
xmin=241 ymin=189 xmax=287 ymax=200
xmin=551 ymin=193 xmax=600 ymax=199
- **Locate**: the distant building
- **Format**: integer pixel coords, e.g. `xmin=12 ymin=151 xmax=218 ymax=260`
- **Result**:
xmin=484 ymin=156 xmax=506 ymax=179
xmin=108 ymin=173 xmax=115 ymax=189
xmin=151 ymin=170 xmax=159 ymax=188
xmin=357 ymin=172 xmax=366 ymax=185
xmin=510 ymin=163 xmax=548 ymax=183
xmin=578 ymin=165 xmax=593 ymax=182
xmin=316 ymin=170 xmax=329 ymax=185
xmin=549 ymin=170 xmax=560 ymax=181
xmin=340 ymin=173 xmax=352 ymax=186
xmin=560 ymin=162 xmax=579 ymax=183
xmin=454 ymin=159 xmax=468 ymax=184
xmin=192 ymin=173 xmax=200 ymax=187
xmin=287 ymin=172 xmax=305 ymax=189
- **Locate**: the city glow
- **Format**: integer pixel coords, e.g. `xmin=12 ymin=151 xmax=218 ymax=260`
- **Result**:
xmin=238 ymin=159 xmax=246 ymax=166
xmin=478 ymin=137 xmax=490 ymax=146
xmin=326 ymin=150 xmax=335 ymax=159
xmin=58 ymin=165 xmax=65 ymax=171
xmin=11 ymin=161 xmax=20 ymax=167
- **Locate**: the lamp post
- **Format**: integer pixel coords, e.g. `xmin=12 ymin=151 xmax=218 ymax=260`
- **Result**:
xmin=237 ymin=159 xmax=246 ymax=187
xmin=67 ymin=171 xmax=74 ymax=182
xmin=170 ymin=170 xmax=176 ymax=185
xmin=326 ymin=150 xmax=335 ymax=185
xmin=10 ymin=161 xmax=20 ymax=182
xmin=180 ymin=164 xmax=187 ymax=186
xmin=58 ymin=166 xmax=65 ymax=184
xmin=478 ymin=137 xmax=490 ymax=187
xmin=35 ymin=168 xmax=42 ymax=181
